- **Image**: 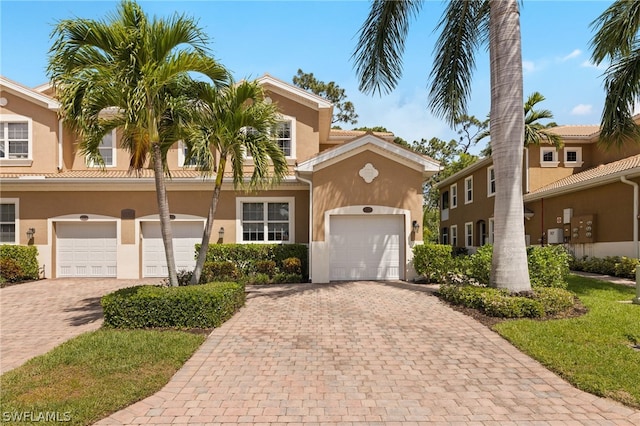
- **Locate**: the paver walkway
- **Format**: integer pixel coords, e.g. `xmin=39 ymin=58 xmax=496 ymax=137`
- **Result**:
xmin=98 ymin=281 xmax=640 ymax=425
xmin=0 ymin=277 xmax=160 ymax=374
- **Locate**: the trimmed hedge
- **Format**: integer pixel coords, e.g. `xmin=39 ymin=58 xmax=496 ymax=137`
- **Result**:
xmin=413 ymin=244 xmax=454 ymax=283
xmin=571 ymin=255 xmax=639 ymax=279
xmin=438 ymin=284 xmax=575 ymax=318
xmin=101 ymin=282 xmax=245 ymax=329
xmin=0 ymin=245 xmax=39 ymax=282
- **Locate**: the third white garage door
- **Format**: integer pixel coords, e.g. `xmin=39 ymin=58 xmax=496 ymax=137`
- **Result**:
xmin=142 ymin=222 xmax=203 ymax=277
xmin=329 ymin=215 xmax=404 ymax=281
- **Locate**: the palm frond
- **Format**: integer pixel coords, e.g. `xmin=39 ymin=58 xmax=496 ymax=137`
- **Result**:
xmin=590 ymin=0 xmax=640 ymax=64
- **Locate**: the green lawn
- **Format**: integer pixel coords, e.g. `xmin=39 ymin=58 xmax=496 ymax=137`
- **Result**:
xmin=495 ymin=274 xmax=640 ymax=408
xmin=0 ymin=329 xmax=205 ymax=426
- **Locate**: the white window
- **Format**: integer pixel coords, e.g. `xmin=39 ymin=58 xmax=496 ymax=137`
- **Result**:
xmin=563 ymin=147 xmax=583 ymax=167
xmin=540 ymin=147 xmax=559 ymax=167
xmin=488 ymin=218 xmax=495 ymax=244
xmin=487 ymin=166 xmax=496 ymax=197
xmin=451 ymin=225 xmax=458 ymax=246
xmin=275 ymin=120 xmax=293 ymax=157
xmin=0 ymin=199 xmax=18 ymax=244
xmin=441 ymin=227 xmax=449 ymax=245
xmin=464 ymin=176 xmax=473 ymax=204
xmin=178 ymin=141 xmax=198 ymax=167
xmin=450 ymin=184 xmax=457 ymax=208
xmin=97 ymin=130 xmax=116 ymax=166
xmin=236 ymin=197 xmax=295 ymax=243
xmin=0 ymin=116 xmax=32 ymax=165
xmin=465 ymin=222 xmax=473 ymax=247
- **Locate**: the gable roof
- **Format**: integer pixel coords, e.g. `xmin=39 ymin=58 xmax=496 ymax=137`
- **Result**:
xmin=296 ymin=133 xmax=440 ymax=176
xmin=256 ymin=74 xmax=333 ymax=111
xmin=524 ymin=154 xmax=640 ymax=200
xmin=0 ymin=76 xmax=59 ymax=110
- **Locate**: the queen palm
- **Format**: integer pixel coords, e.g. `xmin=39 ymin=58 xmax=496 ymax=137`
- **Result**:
xmin=591 ymin=0 xmax=640 ymax=146
xmin=354 ymin=0 xmax=530 ymax=291
xmin=186 ymin=79 xmax=288 ymax=285
xmin=47 ymin=0 xmax=228 ymax=286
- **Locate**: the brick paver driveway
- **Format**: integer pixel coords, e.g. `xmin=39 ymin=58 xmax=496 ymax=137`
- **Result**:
xmin=98 ymin=281 xmax=640 ymax=425
xmin=0 ymin=277 xmax=160 ymax=374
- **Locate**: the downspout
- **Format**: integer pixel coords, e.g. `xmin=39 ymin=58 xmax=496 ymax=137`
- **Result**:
xmin=296 ymin=172 xmax=313 ymax=282
xmin=524 ymin=147 xmax=530 ymax=193
xmin=620 ymin=176 xmax=639 ymax=259
xmin=57 ymin=119 xmax=63 ymax=171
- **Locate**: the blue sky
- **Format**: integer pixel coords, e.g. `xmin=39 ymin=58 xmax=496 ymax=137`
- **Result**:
xmin=1 ymin=0 xmax=614 ymax=150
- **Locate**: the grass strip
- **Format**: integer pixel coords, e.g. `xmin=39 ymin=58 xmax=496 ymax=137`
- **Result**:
xmin=495 ymin=275 xmax=640 ymax=408
xmin=0 ymin=329 xmax=205 ymax=425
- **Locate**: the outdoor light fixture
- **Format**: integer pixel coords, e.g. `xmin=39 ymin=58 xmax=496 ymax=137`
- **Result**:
xmin=412 ymin=220 xmax=420 ymax=233
xmin=218 ymin=227 xmax=225 ymax=240
xmin=26 ymin=228 xmax=35 ymax=240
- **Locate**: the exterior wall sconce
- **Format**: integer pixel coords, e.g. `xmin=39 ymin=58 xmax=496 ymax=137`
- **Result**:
xmin=26 ymin=228 xmax=36 ymax=240
xmin=412 ymin=220 xmax=420 ymax=234
xmin=218 ymin=227 xmax=225 ymax=240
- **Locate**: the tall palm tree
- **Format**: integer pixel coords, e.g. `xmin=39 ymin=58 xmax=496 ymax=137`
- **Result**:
xmin=591 ymin=0 xmax=640 ymax=147
xmin=353 ymin=0 xmax=531 ymax=291
xmin=186 ymin=79 xmax=289 ymax=285
xmin=47 ymin=0 xmax=229 ymax=286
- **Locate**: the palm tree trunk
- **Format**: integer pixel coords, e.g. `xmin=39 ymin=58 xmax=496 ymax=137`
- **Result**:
xmin=488 ymin=0 xmax=531 ymax=292
xmin=191 ymin=157 xmax=226 ymax=285
xmin=151 ymin=143 xmax=179 ymax=286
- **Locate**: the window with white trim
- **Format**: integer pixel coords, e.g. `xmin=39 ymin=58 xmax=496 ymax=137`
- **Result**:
xmin=178 ymin=141 xmax=197 ymax=167
xmin=0 ymin=117 xmax=32 ymax=163
xmin=236 ymin=197 xmax=294 ymax=243
xmin=487 ymin=166 xmax=496 ymax=197
xmin=275 ymin=120 xmax=292 ymax=157
xmin=488 ymin=218 xmax=495 ymax=244
xmin=451 ymin=225 xmax=458 ymax=246
xmin=0 ymin=199 xmax=18 ymax=244
xmin=465 ymin=222 xmax=473 ymax=247
xmin=464 ymin=176 xmax=473 ymax=204
xmin=563 ymin=147 xmax=583 ymax=167
xmin=441 ymin=227 xmax=449 ymax=245
xmin=450 ymin=184 xmax=457 ymax=208
xmin=98 ymin=130 xmax=116 ymax=166
xmin=540 ymin=147 xmax=559 ymax=167
xmin=441 ymin=190 xmax=449 ymax=210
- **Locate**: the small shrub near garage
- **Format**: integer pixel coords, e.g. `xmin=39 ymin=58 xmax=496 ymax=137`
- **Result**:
xmin=413 ymin=244 xmax=454 ymax=283
xmin=101 ymin=282 xmax=245 ymax=329
xmin=0 ymin=245 xmax=39 ymax=283
xmin=200 ymin=261 xmax=240 ymax=283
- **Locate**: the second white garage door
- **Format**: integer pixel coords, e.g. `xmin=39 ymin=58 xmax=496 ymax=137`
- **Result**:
xmin=329 ymin=215 xmax=404 ymax=281
xmin=142 ymin=222 xmax=203 ymax=277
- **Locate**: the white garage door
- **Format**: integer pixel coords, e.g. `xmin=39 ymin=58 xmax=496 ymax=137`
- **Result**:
xmin=57 ymin=222 xmax=117 ymax=277
xmin=142 ymin=222 xmax=203 ymax=277
xmin=329 ymin=215 xmax=404 ymax=281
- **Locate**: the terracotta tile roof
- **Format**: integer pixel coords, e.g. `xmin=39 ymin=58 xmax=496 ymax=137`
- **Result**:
xmin=329 ymin=129 xmax=395 ymax=138
xmin=545 ymin=125 xmax=600 ymax=138
xmin=0 ymin=169 xmax=204 ymax=179
xmin=526 ymin=154 xmax=640 ymax=197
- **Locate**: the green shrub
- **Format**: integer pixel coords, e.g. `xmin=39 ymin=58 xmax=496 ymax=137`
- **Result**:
xmin=0 ymin=245 xmax=39 ymax=282
xmin=614 ymin=256 xmax=639 ymax=279
xmin=527 ymin=245 xmax=570 ymax=289
xmin=254 ymin=260 xmax=277 ymax=277
xmin=273 ymin=273 xmax=302 ymax=284
xmin=582 ymin=256 xmax=620 ymax=275
xmin=481 ymin=291 xmax=545 ymax=318
xmin=412 ymin=244 xmax=453 ymax=283
xmin=243 ymin=273 xmax=271 ymax=285
xmin=101 ymin=282 xmax=245 ymax=329
xmin=281 ymin=257 xmax=302 ymax=275
xmin=0 ymin=258 xmax=23 ymax=283
xmin=201 ymin=261 xmax=240 ymax=283
xmin=534 ymin=287 xmax=575 ymax=315
xmin=468 ymin=244 xmax=493 ymax=285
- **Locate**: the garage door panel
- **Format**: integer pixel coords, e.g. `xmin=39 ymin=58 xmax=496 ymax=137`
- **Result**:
xmin=57 ymin=222 xmax=117 ymax=278
xmin=142 ymin=222 xmax=202 ymax=278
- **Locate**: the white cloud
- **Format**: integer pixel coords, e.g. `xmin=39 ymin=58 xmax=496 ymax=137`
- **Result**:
xmin=581 ymin=60 xmax=608 ymax=70
xmin=562 ymin=49 xmax=582 ymax=61
xmin=522 ymin=60 xmax=536 ymax=73
xmin=571 ymin=104 xmax=593 ymax=115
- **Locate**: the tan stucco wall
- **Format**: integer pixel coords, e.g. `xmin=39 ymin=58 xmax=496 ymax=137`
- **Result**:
xmin=311 ymin=151 xmax=423 ymax=241
xmin=0 ymin=92 xmax=60 ymax=174
xmin=267 ymin=91 xmax=320 ymax=162
xmin=524 ymin=179 xmax=639 ymax=244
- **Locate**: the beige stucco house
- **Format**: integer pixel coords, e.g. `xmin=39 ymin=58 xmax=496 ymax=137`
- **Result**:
xmin=0 ymin=74 xmax=439 ymax=282
xmin=437 ymin=123 xmax=640 ymax=259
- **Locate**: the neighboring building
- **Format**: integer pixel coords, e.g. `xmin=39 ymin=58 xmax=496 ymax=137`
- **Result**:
xmin=0 ymin=74 xmax=439 ymax=282
xmin=437 ymin=124 xmax=640 ymax=258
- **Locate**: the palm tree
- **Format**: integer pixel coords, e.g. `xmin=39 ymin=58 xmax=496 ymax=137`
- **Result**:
xmin=480 ymin=91 xmax=563 ymax=155
xmin=47 ymin=0 xmax=229 ymax=286
xmin=186 ymin=79 xmax=289 ymax=285
xmin=353 ymin=0 xmax=531 ymax=291
xmin=591 ymin=0 xmax=640 ymax=147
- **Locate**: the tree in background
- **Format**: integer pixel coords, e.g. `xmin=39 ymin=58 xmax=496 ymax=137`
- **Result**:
xmin=293 ymin=69 xmax=359 ymax=126
xmin=353 ymin=0 xmax=531 ymax=292
xmin=591 ymin=0 xmax=640 ymax=147
xmin=48 ymin=0 xmax=228 ymax=286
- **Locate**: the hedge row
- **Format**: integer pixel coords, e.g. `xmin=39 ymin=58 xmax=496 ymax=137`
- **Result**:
xmin=101 ymin=282 xmax=245 ymax=329
xmin=0 ymin=245 xmax=39 ymax=283
xmin=570 ymin=255 xmax=639 ymax=279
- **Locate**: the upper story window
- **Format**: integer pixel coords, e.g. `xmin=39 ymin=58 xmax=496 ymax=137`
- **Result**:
xmin=540 ymin=147 xmax=559 ymax=167
xmin=563 ymin=147 xmax=583 ymax=167
xmin=450 ymin=184 xmax=457 ymax=208
xmin=275 ymin=121 xmax=292 ymax=157
xmin=98 ymin=130 xmax=116 ymax=166
xmin=236 ymin=197 xmax=294 ymax=243
xmin=0 ymin=116 xmax=32 ymax=166
xmin=0 ymin=199 xmax=18 ymax=244
xmin=441 ymin=190 xmax=450 ymax=210
xmin=178 ymin=141 xmax=197 ymax=167
xmin=487 ymin=166 xmax=496 ymax=197
xmin=464 ymin=176 xmax=473 ymax=204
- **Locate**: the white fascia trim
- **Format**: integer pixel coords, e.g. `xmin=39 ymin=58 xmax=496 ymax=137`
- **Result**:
xmin=0 ymin=77 xmax=59 ymax=110
xmin=436 ymin=156 xmax=494 ymax=189
xmin=296 ymin=134 xmax=440 ymax=173
xmin=256 ymin=75 xmax=333 ymax=110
